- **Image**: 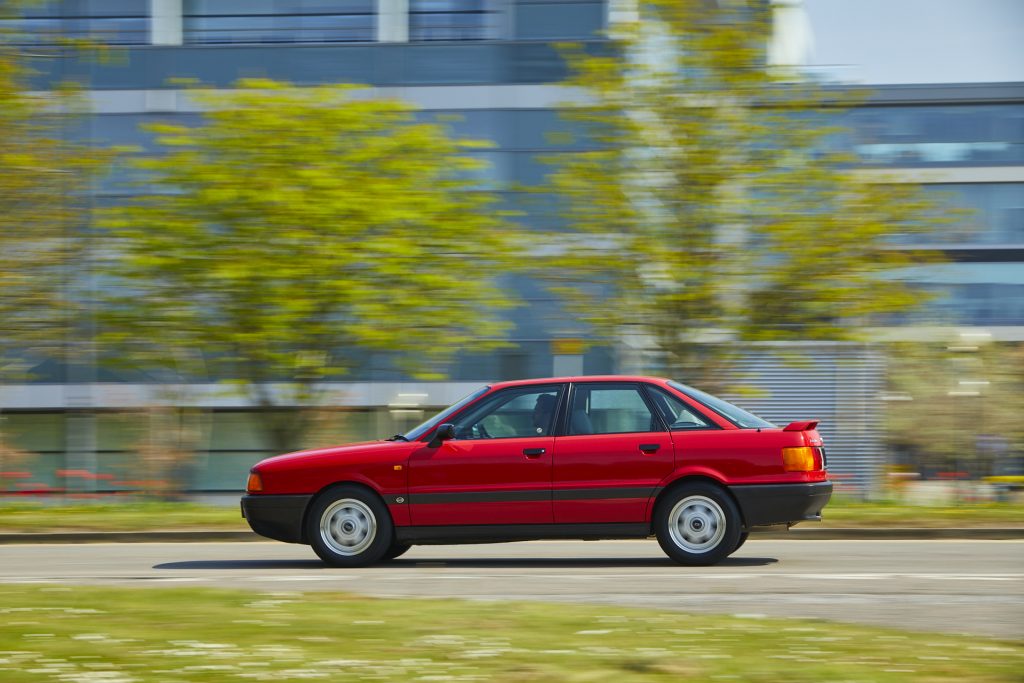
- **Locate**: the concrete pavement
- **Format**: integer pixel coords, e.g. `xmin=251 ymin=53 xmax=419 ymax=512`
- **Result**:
xmin=1 ymin=539 xmax=1020 ymax=638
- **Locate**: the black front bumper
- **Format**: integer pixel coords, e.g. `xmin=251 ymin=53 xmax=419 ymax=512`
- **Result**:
xmin=730 ymin=481 xmax=833 ymax=529
xmin=241 ymin=494 xmax=313 ymax=544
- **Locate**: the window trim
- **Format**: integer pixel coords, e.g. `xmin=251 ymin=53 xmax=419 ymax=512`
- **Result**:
xmin=640 ymin=383 xmax=722 ymax=432
xmin=443 ymin=383 xmax=568 ymax=441
xmin=560 ymin=381 xmax=668 ymax=437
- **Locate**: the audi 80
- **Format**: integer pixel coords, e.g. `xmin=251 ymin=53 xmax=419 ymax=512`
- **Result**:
xmin=242 ymin=376 xmax=832 ymax=566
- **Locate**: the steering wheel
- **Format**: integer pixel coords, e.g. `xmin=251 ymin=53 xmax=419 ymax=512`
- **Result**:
xmin=455 ymin=422 xmax=491 ymax=439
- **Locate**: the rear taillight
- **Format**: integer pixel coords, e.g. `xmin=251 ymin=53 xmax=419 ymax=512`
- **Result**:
xmin=246 ymin=470 xmax=263 ymax=493
xmin=782 ymin=446 xmax=819 ymax=472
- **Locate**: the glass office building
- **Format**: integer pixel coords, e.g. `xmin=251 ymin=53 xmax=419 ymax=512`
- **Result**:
xmin=1 ymin=1 xmax=1021 ymax=496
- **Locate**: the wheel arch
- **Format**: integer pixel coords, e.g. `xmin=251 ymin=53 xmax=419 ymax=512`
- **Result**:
xmin=648 ymin=475 xmax=746 ymax=532
xmin=301 ymin=480 xmax=392 ymax=544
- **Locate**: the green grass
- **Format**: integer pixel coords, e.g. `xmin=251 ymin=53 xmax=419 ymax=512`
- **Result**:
xmin=0 ymin=586 xmax=1019 ymax=682
xmin=819 ymin=497 xmax=1024 ymax=528
xmin=0 ymin=501 xmax=245 ymax=532
xmin=0 ymin=497 xmax=1022 ymax=533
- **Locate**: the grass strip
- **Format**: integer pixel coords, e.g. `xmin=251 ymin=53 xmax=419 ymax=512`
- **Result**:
xmin=819 ymin=498 xmax=1024 ymax=528
xmin=0 ymin=498 xmax=1021 ymax=533
xmin=0 ymin=501 xmax=245 ymax=532
xmin=0 ymin=585 xmax=1020 ymax=682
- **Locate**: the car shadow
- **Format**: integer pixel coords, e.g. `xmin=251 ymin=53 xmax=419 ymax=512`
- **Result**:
xmin=154 ymin=559 xmax=326 ymax=570
xmin=385 ymin=556 xmax=779 ymax=568
xmin=154 ymin=556 xmax=778 ymax=571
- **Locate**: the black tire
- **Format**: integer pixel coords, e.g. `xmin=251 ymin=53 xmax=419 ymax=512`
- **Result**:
xmin=382 ymin=543 xmax=412 ymax=561
xmin=306 ymin=484 xmax=394 ymax=567
xmin=655 ymin=482 xmax=742 ymax=566
xmin=733 ymin=531 xmax=750 ymax=553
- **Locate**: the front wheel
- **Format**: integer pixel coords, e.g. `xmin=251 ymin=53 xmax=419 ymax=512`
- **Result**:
xmin=306 ymin=485 xmax=394 ymax=567
xmin=382 ymin=543 xmax=412 ymax=561
xmin=655 ymin=483 xmax=742 ymax=566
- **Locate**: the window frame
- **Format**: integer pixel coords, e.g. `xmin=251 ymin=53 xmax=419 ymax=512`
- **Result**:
xmin=640 ymin=383 xmax=722 ymax=432
xmin=446 ymin=383 xmax=567 ymax=441
xmin=560 ymin=381 xmax=668 ymax=437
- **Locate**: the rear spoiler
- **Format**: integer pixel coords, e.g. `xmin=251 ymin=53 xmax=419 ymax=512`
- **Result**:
xmin=783 ymin=420 xmax=819 ymax=432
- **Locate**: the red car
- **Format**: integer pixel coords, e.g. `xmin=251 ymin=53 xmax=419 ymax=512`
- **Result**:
xmin=242 ymin=376 xmax=831 ymax=566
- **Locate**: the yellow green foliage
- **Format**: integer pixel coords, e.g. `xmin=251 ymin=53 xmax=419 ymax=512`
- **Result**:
xmin=543 ymin=0 xmax=950 ymax=387
xmin=99 ymin=80 xmax=524 ymax=450
xmin=0 ymin=16 xmax=109 ymax=372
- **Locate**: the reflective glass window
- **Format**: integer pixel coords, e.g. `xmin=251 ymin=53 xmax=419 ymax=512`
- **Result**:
xmin=183 ymin=0 xmax=374 ymax=43
xmin=919 ymin=183 xmax=1024 ymax=244
xmin=514 ymin=1 xmax=605 ymax=40
xmin=914 ymin=283 xmax=1024 ymax=326
xmin=1 ymin=0 xmax=148 ymax=45
xmin=409 ymin=0 xmax=499 ymax=41
xmin=569 ymin=385 xmax=659 ymax=435
xmin=450 ymin=386 xmax=563 ymax=439
xmin=840 ymin=104 xmax=1024 ymax=166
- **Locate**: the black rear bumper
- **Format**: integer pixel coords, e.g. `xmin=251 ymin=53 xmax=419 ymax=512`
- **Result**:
xmin=241 ymin=494 xmax=312 ymax=544
xmin=730 ymin=481 xmax=833 ymax=529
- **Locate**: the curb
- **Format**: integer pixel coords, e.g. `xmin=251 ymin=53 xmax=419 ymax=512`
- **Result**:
xmin=754 ymin=527 xmax=1024 ymax=540
xmin=0 ymin=528 xmax=1021 ymax=544
xmin=0 ymin=531 xmax=261 ymax=544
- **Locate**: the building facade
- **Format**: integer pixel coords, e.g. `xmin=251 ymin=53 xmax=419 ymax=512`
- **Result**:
xmin=1 ymin=1 xmax=1021 ymax=498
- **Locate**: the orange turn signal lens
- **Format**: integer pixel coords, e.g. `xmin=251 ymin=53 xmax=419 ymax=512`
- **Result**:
xmin=246 ymin=471 xmax=263 ymax=493
xmin=782 ymin=447 xmax=817 ymax=472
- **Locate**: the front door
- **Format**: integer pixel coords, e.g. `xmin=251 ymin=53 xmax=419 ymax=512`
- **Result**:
xmin=553 ymin=382 xmax=675 ymax=523
xmin=408 ymin=384 xmax=564 ymax=526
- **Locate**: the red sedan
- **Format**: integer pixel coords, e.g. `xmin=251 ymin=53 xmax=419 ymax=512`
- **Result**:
xmin=242 ymin=376 xmax=831 ymax=566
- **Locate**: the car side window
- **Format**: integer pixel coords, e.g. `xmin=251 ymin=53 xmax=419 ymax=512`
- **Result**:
xmin=646 ymin=386 xmax=714 ymax=430
xmin=450 ymin=387 xmax=561 ymax=439
xmin=569 ymin=385 xmax=659 ymax=435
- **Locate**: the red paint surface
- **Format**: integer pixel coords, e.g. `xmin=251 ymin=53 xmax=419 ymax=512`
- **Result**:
xmin=554 ymin=432 xmax=674 ymax=523
xmin=249 ymin=376 xmax=830 ymax=527
xmin=408 ymin=437 xmax=554 ymax=525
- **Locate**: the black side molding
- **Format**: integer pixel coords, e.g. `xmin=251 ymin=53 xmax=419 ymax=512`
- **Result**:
xmin=396 ymin=523 xmax=650 ymax=545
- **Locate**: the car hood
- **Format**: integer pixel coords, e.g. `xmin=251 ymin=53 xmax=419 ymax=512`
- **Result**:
xmin=256 ymin=440 xmax=408 ymax=469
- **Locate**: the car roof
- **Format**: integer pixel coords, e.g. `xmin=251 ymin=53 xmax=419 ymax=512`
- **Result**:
xmin=488 ymin=375 xmax=673 ymax=390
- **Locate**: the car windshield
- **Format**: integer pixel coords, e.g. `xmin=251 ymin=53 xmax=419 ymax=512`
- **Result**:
xmin=668 ymin=381 xmax=775 ymax=429
xmin=402 ymin=386 xmax=490 ymax=441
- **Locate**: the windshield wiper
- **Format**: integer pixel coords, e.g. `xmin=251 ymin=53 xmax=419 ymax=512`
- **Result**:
xmin=385 ymin=434 xmax=409 ymax=442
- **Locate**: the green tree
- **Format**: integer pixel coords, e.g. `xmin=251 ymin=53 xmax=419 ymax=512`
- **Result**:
xmin=543 ymin=0 xmax=946 ymax=388
xmin=885 ymin=341 xmax=1024 ymax=479
xmin=100 ymin=79 xmax=521 ymax=453
xmin=0 ymin=4 xmax=104 ymax=376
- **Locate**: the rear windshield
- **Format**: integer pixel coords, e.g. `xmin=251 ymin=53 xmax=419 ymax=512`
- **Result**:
xmin=668 ymin=381 xmax=775 ymax=429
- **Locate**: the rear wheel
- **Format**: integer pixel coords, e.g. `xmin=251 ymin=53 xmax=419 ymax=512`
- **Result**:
xmin=655 ymin=483 xmax=741 ymax=566
xmin=306 ymin=485 xmax=393 ymax=567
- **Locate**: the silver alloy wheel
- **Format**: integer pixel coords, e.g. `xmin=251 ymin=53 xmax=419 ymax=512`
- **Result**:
xmin=319 ymin=498 xmax=377 ymax=556
xmin=667 ymin=495 xmax=727 ymax=553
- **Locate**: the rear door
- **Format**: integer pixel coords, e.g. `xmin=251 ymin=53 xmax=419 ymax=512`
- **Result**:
xmin=552 ymin=382 xmax=674 ymax=523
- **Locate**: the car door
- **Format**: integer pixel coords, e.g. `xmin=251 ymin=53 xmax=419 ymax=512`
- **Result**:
xmin=407 ymin=384 xmax=564 ymax=526
xmin=552 ymin=382 xmax=674 ymax=524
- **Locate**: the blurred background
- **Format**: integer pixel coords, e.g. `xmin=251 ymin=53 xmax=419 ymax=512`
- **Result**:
xmin=0 ymin=0 xmax=1022 ymax=509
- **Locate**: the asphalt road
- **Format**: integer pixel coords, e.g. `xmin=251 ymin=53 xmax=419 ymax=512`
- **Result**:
xmin=1 ymin=539 xmax=1021 ymax=638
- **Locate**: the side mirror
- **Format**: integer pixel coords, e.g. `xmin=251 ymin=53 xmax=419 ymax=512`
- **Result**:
xmin=430 ymin=423 xmax=456 ymax=447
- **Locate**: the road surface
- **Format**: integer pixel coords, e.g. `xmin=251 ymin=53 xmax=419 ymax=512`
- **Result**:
xmin=1 ymin=539 xmax=1020 ymax=638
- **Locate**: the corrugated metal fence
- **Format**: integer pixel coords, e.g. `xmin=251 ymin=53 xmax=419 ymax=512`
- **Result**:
xmin=717 ymin=343 xmax=887 ymax=496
